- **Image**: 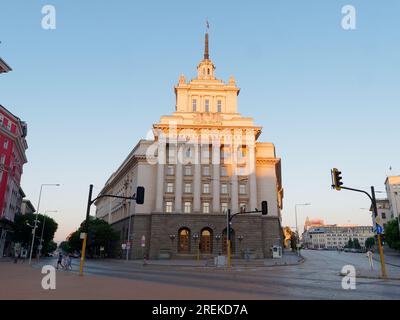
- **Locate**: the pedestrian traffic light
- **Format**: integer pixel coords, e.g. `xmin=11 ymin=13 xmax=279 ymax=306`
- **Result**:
xmin=262 ymin=201 xmax=268 ymax=215
xmin=331 ymin=168 xmax=343 ymax=191
xmin=135 ymin=186 xmax=145 ymax=204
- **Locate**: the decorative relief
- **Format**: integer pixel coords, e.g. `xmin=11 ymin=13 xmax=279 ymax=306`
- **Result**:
xmin=193 ymin=113 xmax=223 ymax=125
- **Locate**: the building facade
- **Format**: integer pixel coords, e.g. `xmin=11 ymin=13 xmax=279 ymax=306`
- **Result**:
xmin=95 ymin=32 xmax=284 ymax=259
xmin=385 ymin=176 xmax=400 ymax=225
xmin=370 ymin=198 xmax=392 ymax=233
xmin=302 ymin=224 xmax=374 ymax=250
xmin=0 ymin=59 xmax=29 ymax=258
xmin=20 ymin=199 xmax=36 ymax=215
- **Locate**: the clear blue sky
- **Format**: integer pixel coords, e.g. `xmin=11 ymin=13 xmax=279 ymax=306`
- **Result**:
xmin=1 ymin=0 xmax=399 ymax=242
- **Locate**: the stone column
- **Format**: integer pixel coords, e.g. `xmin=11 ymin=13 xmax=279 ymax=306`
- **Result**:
xmin=193 ymin=138 xmax=201 ymax=213
xmin=247 ymin=132 xmax=257 ymax=210
xmin=230 ymin=131 xmax=239 ymax=214
xmin=212 ymin=133 xmax=221 ymax=213
xmin=155 ymin=134 xmax=166 ymax=212
xmin=175 ymin=144 xmax=183 ymax=213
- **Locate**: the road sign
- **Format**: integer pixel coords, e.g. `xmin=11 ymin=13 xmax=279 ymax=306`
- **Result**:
xmin=121 ymin=243 xmax=126 ymax=250
xmin=141 ymin=235 xmax=146 ymax=247
xmin=80 ymin=232 xmax=86 ymax=239
xmin=376 ymin=224 xmax=383 ymax=235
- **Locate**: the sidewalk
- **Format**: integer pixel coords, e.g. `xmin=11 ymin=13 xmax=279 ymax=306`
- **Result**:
xmin=107 ymin=251 xmax=304 ymax=268
xmin=373 ymin=246 xmax=400 ymax=268
xmin=0 ymin=261 xmax=261 ymax=300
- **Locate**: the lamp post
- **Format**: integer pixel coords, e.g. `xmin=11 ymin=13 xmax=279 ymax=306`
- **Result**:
xmin=295 ymin=203 xmax=311 ymax=255
xmin=38 ymin=210 xmax=58 ymax=258
xmin=193 ymin=233 xmax=199 ymax=261
xmin=29 ymin=184 xmax=60 ymax=265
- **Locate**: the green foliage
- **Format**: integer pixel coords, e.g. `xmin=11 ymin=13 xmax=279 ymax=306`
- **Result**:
xmin=12 ymin=213 xmax=58 ymax=255
xmin=346 ymin=238 xmax=354 ymax=248
xmin=59 ymin=241 xmax=71 ymax=253
xmin=67 ymin=217 xmax=119 ymax=257
xmin=384 ymin=218 xmax=400 ymax=250
xmin=365 ymin=237 xmax=375 ymax=249
xmin=353 ymin=238 xmax=361 ymax=249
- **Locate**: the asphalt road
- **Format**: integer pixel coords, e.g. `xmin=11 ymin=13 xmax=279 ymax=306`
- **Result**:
xmin=40 ymin=250 xmax=400 ymax=299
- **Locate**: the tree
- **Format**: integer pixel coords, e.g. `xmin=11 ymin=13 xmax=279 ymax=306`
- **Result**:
xmin=353 ymin=238 xmax=361 ymax=250
xmin=67 ymin=217 xmax=119 ymax=258
xmin=365 ymin=237 xmax=375 ymax=249
xmin=384 ymin=218 xmax=400 ymax=250
xmin=59 ymin=241 xmax=71 ymax=253
xmin=12 ymin=213 xmax=58 ymax=256
xmin=346 ymin=238 xmax=354 ymax=248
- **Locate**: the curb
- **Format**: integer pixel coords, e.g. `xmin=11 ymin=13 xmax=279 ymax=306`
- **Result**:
xmin=338 ymin=272 xmax=400 ymax=281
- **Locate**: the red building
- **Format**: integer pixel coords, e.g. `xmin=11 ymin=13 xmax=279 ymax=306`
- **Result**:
xmin=0 ymin=58 xmax=28 ymax=257
xmin=0 ymin=105 xmax=28 ymax=220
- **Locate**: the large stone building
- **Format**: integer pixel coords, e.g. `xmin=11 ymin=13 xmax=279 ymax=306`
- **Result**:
xmin=385 ymin=176 xmax=400 ymax=224
xmin=95 ymin=32 xmax=284 ymax=259
xmin=302 ymin=222 xmax=373 ymax=250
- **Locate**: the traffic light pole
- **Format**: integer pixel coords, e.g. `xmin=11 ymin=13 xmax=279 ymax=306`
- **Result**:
xmin=338 ymin=185 xmax=387 ymax=278
xmin=79 ymin=184 xmax=144 ymax=276
xmin=226 ymin=204 xmax=268 ymax=268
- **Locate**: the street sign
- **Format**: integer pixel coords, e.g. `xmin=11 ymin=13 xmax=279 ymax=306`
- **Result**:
xmin=121 ymin=243 xmax=126 ymax=250
xmin=376 ymin=224 xmax=383 ymax=235
xmin=141 ymin=235 xmax=146 ymax=247
xmin=80 ymin=232 xmax=86 ymax=239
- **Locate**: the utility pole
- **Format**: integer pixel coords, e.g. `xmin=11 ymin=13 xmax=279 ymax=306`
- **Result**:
xmin=371 ymin=186 xmax=387 ymax=278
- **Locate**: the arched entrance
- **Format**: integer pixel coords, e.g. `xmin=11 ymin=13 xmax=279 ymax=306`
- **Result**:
xmin=222 ymin=228 xmax=235 ymax=254
xmin=200 ymin=228 xmax=213 ymax=254
xmin=178 ymin=228 xmax=190 ymax=253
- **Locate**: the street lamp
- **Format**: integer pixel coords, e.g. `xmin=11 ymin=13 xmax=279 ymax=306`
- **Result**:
xmin=29 ymin=183 xmax=60 ymax=264
xmin=38 ymin=210 xmax=58 ymax=257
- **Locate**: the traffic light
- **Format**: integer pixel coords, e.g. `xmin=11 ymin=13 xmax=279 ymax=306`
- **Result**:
xmin=331 ymin=168 xmax=343 ymax=191
xmin=135 ymin=186 xmax=145 ymax=204
xmin=262 ymin=201 xmax=268 ymax=215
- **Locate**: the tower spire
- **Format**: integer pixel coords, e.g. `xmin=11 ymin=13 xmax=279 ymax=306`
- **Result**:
xmin=204 ymin=32 xmax=209 ymax=60
xmin=204 ymin=20 xmax=210 ymax=60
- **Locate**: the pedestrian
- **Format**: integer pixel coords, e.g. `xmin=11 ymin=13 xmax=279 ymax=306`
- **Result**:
xmin=56 ymin=252 xmax=63 ymax=269
xmin=366 ymin=250 xmax=374 ymax=271
xmin=13 ymin=249 xmax=19 ymax=264
xmin=65 ymin=254 xmax=72 ymax=270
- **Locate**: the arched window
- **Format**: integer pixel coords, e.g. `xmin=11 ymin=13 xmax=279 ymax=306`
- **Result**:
xmin=178 ymin=228 xmax=190 ymax=253
xmin=200 ymin=228 xmax=213 ymax=254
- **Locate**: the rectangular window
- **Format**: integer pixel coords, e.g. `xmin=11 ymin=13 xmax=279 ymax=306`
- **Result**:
xmin=203 ymin=183 xmax=210 ymax=193
xmin=239 ymin=184 xmax=246 ymax=194
xmin=167 ymin=165 xmax=174 ymax=175
xmin=184 ymin=202 xmax=192 ymax=213
xmin=192 ymin=99 xmax=197 ymax=112
xmin=203 ymin=202 xmax=210 ymax=214
xmin=167 ymin=182 xmax=174 ymax=193
xmin=221 ymin=202 xmax=228 ymax=213
xmin=165 ymin=201 xmax=173 ymax=213
xmin=240 ymin=203 xmax=247 ymax=212
xmin=0 ymin=115 xmax=3 ymax=125
xmin=184 ymin=183 xmax=191 ymax=193
xmin=217 ymin=100 xmax=222 ymax=112
xmin=184 ymin=165 xmax=192 ymax=176
xmin=203 ymin=166 xmax=210 ymax=176
xmin=0 ymin=155 xmax=5 ymax=165
xmin=6 ymin=120 xmax=11 ymax=130
xmin=221 ymin=166 xmax=228 ymax=176
xmin=205 ymin=99 xmax=209 ymax=112
xmin=3 ymin=140 xmax=8 ymax=150
xmin=221 ymin=184 xmax=228 ymax=194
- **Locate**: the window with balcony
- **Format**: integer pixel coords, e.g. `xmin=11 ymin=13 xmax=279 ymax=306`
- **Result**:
xmin=203 ymin=202 xmax=210 ymax=213
xmin=203 ymin=166 xmax=210 ymax=176
xmin=221 ymin=184 xmax=228 ymax=194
